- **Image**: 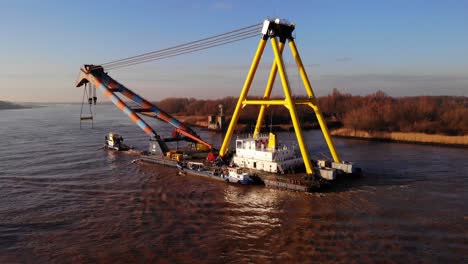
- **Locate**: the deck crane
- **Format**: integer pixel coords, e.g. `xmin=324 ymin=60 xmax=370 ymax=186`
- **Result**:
xmin=75 ymin=64 xmax=212 ymax=154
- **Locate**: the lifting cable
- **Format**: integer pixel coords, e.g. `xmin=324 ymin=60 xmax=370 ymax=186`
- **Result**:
xmin=80 ymin=83 xmax=94 ymax=128
xmin=90 ymin=23 xmax=262 ymax=71
xmin=103 ymin=31 xmax=258 ymax=70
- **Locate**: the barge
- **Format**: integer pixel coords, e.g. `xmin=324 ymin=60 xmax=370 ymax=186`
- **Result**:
xmin=140 ymin=132 xmax=359 ymax=192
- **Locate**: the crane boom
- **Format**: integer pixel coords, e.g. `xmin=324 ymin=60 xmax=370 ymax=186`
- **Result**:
xmin=76 ymin=65 xmax=212 ymax=152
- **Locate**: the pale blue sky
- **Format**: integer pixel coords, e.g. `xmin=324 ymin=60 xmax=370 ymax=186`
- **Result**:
xmin=1 ymin=0 xmax=467 ymax=102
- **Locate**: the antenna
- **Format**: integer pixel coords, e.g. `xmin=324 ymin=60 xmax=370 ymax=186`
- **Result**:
xmin=218 ymin=104 xmax=224 ymax=116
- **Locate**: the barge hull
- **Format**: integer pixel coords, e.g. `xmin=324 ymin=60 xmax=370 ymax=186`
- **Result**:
xmin=140 ymin=154 xmax=179 ymax=168
xmin=178 ymin=169 xmax=226 ymax=182
xmin=263 ymin=179 xmax=309 ymax=192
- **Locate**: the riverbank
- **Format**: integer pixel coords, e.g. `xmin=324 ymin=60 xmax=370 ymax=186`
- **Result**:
xmin=175 ymin=114 xmax=468 ymax=147
xmin=331 ymin=128 xmax=468 ymax=147
xmin=174 ymin=115 xmax=327 ymax=133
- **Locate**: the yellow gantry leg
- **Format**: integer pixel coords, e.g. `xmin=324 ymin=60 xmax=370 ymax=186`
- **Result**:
xmin=271 ymin=37 xmax=314 ymax=174
xmin=252 ymin=41 xmax=285 ymax=138
xmin=288 ymin=40 xmax=341 ymax=162
xmin=219 ymin=38 xmax=267 ymax=156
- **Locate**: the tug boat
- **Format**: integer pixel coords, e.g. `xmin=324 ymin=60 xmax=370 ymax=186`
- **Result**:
xmin=223 ymin=166 xmax=254 ymax=184
xmin=104 ymin=132 xmax=130 ymax=151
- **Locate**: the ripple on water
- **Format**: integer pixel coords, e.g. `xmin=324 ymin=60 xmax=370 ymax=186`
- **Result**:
xmin=0 ymin=106 xmax=467 ymax=263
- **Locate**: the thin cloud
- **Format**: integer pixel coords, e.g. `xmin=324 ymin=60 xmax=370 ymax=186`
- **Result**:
xmin=212 ymin=1 xmax=234 ymax=10
xmin=335 ymin=57 xmax=352 ymax=63
xmin=305 ymin=64 xmax=321 ymax=68
xmin=314 ymin=73 xmax=468 ymax=96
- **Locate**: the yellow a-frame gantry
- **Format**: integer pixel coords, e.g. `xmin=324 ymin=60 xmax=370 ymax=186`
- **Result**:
xmin=219 ymin=19 xmax=341 ymax=175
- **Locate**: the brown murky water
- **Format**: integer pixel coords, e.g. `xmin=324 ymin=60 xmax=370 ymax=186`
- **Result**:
xmin=0 ymin=105 xmax=467 ymax=263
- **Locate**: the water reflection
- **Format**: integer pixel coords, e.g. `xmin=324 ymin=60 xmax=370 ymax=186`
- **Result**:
xmin=223 ymin=185 xmax=283 ymax=226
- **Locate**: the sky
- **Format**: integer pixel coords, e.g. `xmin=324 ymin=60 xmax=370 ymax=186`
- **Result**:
xmin=0 ymin=0 xmax=467 ymax=102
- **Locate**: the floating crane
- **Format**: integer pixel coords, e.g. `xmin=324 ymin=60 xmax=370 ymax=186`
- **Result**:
xmin=75 ymin=19 xmax=359 ymax=191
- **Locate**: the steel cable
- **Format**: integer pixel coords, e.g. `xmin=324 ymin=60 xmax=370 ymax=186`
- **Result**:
xmin=91 ymin=23 xmax=262 ymax=71
xmin=103 ymin=28 xmax=260 ymax=69
xmin=105 ymin=31 xmax=260 ymax=70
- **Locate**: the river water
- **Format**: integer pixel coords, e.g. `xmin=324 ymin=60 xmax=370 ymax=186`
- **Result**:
xmin=0 ymin=105 xmax=466 ymax=263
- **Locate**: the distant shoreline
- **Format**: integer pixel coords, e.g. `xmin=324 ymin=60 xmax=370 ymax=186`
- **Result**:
xmin=330 ymin=128 xmax=468 ymax=148
xmin=0 ymin=101 xmax=53 ymax=110
xmin=0 ymin=101 xmax=28 ymax=110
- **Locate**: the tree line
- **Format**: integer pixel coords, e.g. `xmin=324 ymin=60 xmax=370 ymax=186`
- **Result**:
xmin=156 ymin=89 xmax=467 ymax=135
